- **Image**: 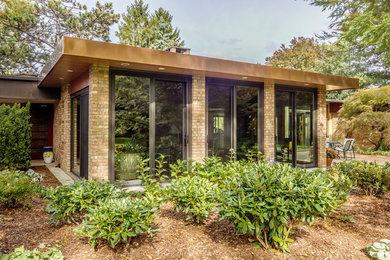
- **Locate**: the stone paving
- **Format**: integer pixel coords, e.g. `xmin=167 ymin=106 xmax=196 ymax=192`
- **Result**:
xmin=333 ymin=153 xmax=390 ymax=165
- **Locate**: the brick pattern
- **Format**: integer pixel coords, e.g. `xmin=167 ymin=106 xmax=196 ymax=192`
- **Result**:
xmin=53 ymin=84 xmax=71 ymax=173
xmin=263 ymin=80 xmax=275 ymax=159
xmin=191 ymin=75 xmax=206 ymax=162
xmin=317 ymin=86 xmax=327 ymax=168
xmin=88 ymin=64 xmax=110 ymax=180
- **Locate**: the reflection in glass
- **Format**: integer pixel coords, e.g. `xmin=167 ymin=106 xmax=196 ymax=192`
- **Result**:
xmin=236 ymin=86 xmax=258 ymax=159
xmin=208 ymin=85 xmax=232 ymax=159
xmin=155 ymin=80 xmax=184 ymax=166
xmin=275 ymin=91 xmax=293 ymax=163
xmin=114 ymin=75 xmax=150 ymax=182
xmin=72 ymin=97 xmax=80 ymax=174
xmin=296 ymin=92 xmax=314 ymax=165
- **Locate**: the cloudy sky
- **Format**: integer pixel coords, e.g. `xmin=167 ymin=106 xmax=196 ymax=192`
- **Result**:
xmin=84 ymin=0 xmax=331 ymax=64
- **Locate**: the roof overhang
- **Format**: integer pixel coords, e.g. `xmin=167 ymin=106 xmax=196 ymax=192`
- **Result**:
xmin=0 ymin=75 xmax=59 ymax=103
xmin=39 ymin=37 xmax=359 ymax=91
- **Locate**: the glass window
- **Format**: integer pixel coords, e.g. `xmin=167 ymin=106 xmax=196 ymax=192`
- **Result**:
xmin=207 ymin=85 xmax=232 ymax=159
xmin=114 ymin=75 xmax=150 ymax=182
xmin=236 ymin=86 xmax=258 ymax=159
xmin=275 ymin=91 xmax=293 ymax=163
xmin=296 ymin=92 xmax=314 ymax=166
xmin=155 ymin=80 xmax=185 ymax=166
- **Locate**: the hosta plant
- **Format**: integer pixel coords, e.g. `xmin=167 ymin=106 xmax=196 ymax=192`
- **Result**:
xmin=366 ymin=239 xmax=390 ymax=260
xmin=45 ymin=179 xmax=125 ymax=224
xmin=218 ymin=161 xmax=351 ymax=251
xmin=74 ymin=195 xmax=159 ymax=248
xmin=0 ymin=244 xmax=63 ymax=260
xmin=166 ymin=176 xmax=217 ymax=223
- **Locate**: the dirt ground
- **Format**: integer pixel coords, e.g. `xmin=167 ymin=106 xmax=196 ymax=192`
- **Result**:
xmin=1 ymin=166 xmax=389 ymax=260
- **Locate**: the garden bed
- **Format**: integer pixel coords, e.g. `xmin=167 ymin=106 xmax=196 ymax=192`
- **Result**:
xmin=0 ymin=166 xmax=389 ymax=259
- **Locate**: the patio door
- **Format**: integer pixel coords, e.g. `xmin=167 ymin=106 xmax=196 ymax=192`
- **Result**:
xmin=206 ymin=79 xmax=262 ymax=160
xmin=112 ymin=71 xmax=189 ymax=183
xmin=275 ymin=87 xmax=316 ymax=167
xmin=71 ymin=88 xmax=89 ymax=179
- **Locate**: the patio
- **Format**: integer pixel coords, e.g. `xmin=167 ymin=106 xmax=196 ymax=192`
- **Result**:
xmin=333 ymin=153 xmax=390 ymax=165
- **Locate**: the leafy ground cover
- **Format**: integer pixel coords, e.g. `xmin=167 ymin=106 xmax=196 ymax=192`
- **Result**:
xmin=0 ymin=166 xmax=389 ymax=259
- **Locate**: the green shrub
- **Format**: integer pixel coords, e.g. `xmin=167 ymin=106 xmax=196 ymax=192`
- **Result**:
xmin=0 ymin=170 xmax=35 ymax=208
xmin=0 ymin=103 xmax=31 ymax=170
xmin=365 ymin=239 xmax=390 ymax=260
xmin=0 ymin=244 xmax=63 ymax=260
xmin=45 ymin=179 xmax=126 ymax=224
xmin=217 ymin=161 xmax=351 ymax=251
xmin=357 ymin=149 xmax=390 ymax=156
xmin=332 ymin=160 xmax=390 ymax=195
xmin=166 ymin=176 xmax=217 ymax=223
xmin=74 ymin=195 xmax=159 ymax=248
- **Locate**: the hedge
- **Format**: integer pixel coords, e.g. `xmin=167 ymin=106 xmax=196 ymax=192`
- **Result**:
xmin=0 ymin=103 xmax=31 ymax=170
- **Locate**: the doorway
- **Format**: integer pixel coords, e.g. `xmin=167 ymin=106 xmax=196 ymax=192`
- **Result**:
xmin=71 ymin=88 xmax=89 ymax=179
xmin=275 ymin=87 xmax=316 ymax=167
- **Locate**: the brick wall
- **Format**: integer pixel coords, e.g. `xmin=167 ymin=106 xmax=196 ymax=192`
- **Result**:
xmin=191 ymin=75 xmax=206 ymax=162
xmin=317 ymin=86 xmax=327 ymax=168
xmin=263 ymin=80 xmax=275 ymax=159
xmin=88 ymin=64 xmax=110 ymax=180
xmin=53 ymin=84 xmax=71 ymax=173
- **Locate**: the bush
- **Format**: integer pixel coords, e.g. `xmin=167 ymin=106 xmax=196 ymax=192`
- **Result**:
xmin=74 ymin=195 xmax=159 ymax=248
xmin=0 ymin=244 xmax=63 ymax=260
xmin=332 ymin=160 xmax=390 ymax=195
xmin=217 ymin=161 xmax=351 ymax=251
xmin=0 ymin=170 xmax=35 ymax=208
xmin=45 ymin=179 xmax=126 ymax=224
xmin=166 ymin=176 xmax=217 ymax=223
xmin=0 ymin=103 xmax=31 ymax=170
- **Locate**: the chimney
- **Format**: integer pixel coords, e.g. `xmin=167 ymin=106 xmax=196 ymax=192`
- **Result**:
xmin=166 ymin=46 xmax=191 ymax=54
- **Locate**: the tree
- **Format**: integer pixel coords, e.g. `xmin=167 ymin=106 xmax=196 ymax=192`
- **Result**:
xmin=265 ymin=37 xmax=359 ymax=99
xmin=0 ymin=0 xmax=119 ymax=75
xmin=337 ymin=86 xmax=390 ymax=150
xmin=116 ymin=0 xmax=184 ymax=50
xmin=265 ymin=37 xmax=327 ymax=72
xmin=305 ymin=0 xmax=390 ymax=86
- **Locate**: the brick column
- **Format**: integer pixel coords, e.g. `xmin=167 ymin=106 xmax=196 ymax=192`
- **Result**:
xmin=263 ymin=80 xmax=275 ymax=159
xmin=317 ymin=86 xmax=327 ymax=168
xmin=191 ymin=75 xmax=206 ymax=162
xmin=89 ymin=64 xmax=110 ymax=180
xmin=53 ymin=84 xmax=71 ymax=173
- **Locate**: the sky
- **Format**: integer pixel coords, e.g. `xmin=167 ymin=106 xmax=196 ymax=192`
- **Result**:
xmin=83 ymin=0 xmax=331 ymax=64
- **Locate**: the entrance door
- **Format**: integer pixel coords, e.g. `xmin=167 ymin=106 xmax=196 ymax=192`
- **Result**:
xmin=275 ymin=88 xmax=315 ymax=167
xmin=71 ymin=88 xmax=89 ymax=179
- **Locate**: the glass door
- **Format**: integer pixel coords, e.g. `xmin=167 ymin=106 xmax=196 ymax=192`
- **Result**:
xmin=207 ymin=85 xmax=233 ymax=159
xmin=207 ymin=80 xmax=262 ymax=160
xmin=275 ymin=88 xmax=315 ymax=167
xmin=71 ymin=88 xmax=89 ymax=179
xmin=112 ymin=72 xmax=188 ymax=183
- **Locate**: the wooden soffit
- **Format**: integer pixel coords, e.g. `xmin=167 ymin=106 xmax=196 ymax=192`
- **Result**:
xmin=39 ymin=37 xmax=359 ymax=91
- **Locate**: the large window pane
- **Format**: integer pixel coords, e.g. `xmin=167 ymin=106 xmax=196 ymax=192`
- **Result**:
xmin=236 ymin=86 xmax=258 ymax=159
xmin=208 ymin=85 xmax=232 ymax=159
xmin=296 ymin=92 xmax=314 ymax=166
xmin=275 ymin=91 xmax=293 ymax=163
xmin=155 ymin=80 xmax=185 ymax=166
xmin=114 ymin=75 xmax=150 ymax=182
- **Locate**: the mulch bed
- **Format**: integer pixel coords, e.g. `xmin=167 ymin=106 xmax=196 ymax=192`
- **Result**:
xmin=1 ymin=166 xmax=389 ymax=259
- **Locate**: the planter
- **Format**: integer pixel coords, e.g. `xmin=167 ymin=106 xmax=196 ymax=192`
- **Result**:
xmin=115 ymin=153 xmax=139 ymax=181
xmin=43 ymin=146 xmax=53 ymax=164
xmin=326 ymin=158 xmax=334 ymax=167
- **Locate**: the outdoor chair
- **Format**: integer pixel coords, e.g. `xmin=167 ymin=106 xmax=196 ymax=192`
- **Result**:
xmin=334 ymin=138 xmax=355 ymax=160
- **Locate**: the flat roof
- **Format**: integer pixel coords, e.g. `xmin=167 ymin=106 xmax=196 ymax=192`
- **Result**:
xmin=39 ymin=37 xmax=359 ymax=91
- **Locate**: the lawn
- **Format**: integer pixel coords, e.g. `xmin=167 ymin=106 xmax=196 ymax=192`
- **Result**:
xmin=0 ymin=165 xmax=389 ymax=259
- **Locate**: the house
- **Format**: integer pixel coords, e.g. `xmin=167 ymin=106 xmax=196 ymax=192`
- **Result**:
xmin=0 ymin=37 xmax=359 ymax=184
xmin=326 ymin=99 xmax=344 ymax=140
